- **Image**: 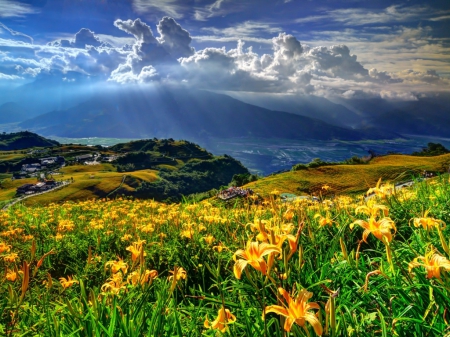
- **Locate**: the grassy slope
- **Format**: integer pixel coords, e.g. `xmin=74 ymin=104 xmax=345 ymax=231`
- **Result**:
xmin=246 ymin=153 xmax=450 ymax=196
xmin=21 ymin=164 xmax=158 ymax=206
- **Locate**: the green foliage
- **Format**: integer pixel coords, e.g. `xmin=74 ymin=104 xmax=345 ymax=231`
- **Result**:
xmin=292 ymin=155 xmax=368 ymax=171
xmin=412 ymin=142 xmax=450 ymax=157
xmin=230 ymin=173 xmax=259 ymax=187
xmin=136 ymin=156 xmax=249 ymax=201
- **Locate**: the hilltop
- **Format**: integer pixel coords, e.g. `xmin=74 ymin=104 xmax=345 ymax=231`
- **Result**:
xmin=0 ymin=131 xmax=59 ymax=151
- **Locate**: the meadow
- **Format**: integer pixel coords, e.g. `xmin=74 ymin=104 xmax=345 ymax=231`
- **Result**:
xmin=1 ymin=175 xmax=450 ymax=336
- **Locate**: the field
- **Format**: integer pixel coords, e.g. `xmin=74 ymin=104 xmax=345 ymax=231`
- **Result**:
xmin=247 ymin=153 xmax=450 ymax=197
xmin=1 ymin=175 xmax=449 ymax=336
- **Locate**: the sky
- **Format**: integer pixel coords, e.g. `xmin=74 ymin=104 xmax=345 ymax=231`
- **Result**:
xmin=0 ymin=0 xmax=449 ymax=101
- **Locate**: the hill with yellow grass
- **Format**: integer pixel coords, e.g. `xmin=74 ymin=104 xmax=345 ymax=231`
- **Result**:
xmin=246 ymin=153 xmax=450 ymax=197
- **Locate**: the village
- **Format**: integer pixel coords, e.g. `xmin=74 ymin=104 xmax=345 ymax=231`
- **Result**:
xmin=12 ymin=151 xmax=119 ymax=196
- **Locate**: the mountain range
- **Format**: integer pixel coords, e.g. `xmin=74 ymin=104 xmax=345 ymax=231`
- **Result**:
xmin=2 ymin=72 xmax=449 ymax=143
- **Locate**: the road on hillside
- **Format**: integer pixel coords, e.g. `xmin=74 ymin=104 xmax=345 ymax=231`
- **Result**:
xmin=2 ymin=181 xmax=72 ymax=210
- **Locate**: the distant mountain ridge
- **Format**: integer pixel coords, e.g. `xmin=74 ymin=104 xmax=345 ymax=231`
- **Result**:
xmin=19 ymin=86 xmax=401 ymax=142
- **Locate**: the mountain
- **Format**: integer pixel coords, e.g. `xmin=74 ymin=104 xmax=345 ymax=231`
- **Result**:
xmin=19 ymin=86 xmax=400 ymax=142
xmin=0 ymin=131 xmax=60 ymax=150
xmin=222 ymin=92 xmax=362 ymax=127
xmin=0 ymin=102 xmax=29 ymax=123
xmin=330 ymin=94 xmax=450 ymax=137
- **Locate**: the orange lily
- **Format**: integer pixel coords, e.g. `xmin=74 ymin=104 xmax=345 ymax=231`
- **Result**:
xmin=59 ymin=275 xmax=78 ymax=289
xmin=204 ymin=307 xmax=237 ymax=332
xmin=233 ymin=241 xmax=281 ymax=279
xmin=264 ymin=287 xmax=323 ymax=335
xmin=350 ymin=216 xmax=396 ymax=243
xmin=409 ymin=249 xmax=450 ymax=280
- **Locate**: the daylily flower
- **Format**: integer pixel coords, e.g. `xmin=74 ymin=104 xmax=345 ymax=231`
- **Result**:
xmin=233 ymin=241 xmax=281 ymax=279
xmin=101 ymin=272 xmax=126 ymax=295
xmin=409 ymin=249 xmax=450 ymax=279
xmin=59 ymin=275 xmax=78 ymax=289
xmin=355 ymin=204 xmax=389 ymax=218
xmin=411 ymin=211 xmax=445 ymax=230
xmin=264 ymin=287 xmax=323 ymax=335
xmin=169 ymin=266 xmax=187 ymax=291
xmin=314 ymin=213 xmax=334 ymax=227
xmin=105 ymin=258 xmax=128 ymax=274
xmin=5 ymin=269 xmax=18 ymax=282
xmin=367 ymin=178 xmax=394 ymax=198
xmin=128 ymin=269 xmax=158 ymax=286
xmin=350 ymin=216 xmax=396 ymax=243
xmin=204 ymin=307 xmax=236 ymax=332
xmin=0 ymin=242 xmax=11 ymax=253
xmin=203 ymin=235 xmax=215 ymax=245
xmin=3 ymin=253 xmax=19 ymax=263
xmin=126 ymin=242 xmax=146 ymax=262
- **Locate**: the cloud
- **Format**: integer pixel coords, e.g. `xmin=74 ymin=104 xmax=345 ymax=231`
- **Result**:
xmin=132 ymin=0 xmax=185 ymax=19
xmin=194 ymin=0 xmax=239 ymax=21
xmin=199 ymin=21 xmax=281 ymax=43
xmin=0 ymin=15 xmax=448 ymax=98
xmin=0 ymin=0 xmax=38 ymax=18
xmin=109 ymin=18 xmax=178 ymax=83
xmin=295 ymin=5 xmax=440 ymax=26
xmin=156 ymin=17 xmax=194 ymax=58
xmin=0 ymin=72 xmax=22 ymax=80
xmin=0 ymin=22 xmax=33 ymax=44
xmin=380 ymin=90 xmax=418 ymax=101
xmin=368 ymin=68 xmax=401 ymax=84
xmin=49 ymin=28 xmax=111 ymax=49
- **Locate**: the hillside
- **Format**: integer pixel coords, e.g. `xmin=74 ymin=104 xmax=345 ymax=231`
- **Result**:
xmin=0 ymin=131 xmax=60 ymax=150
xmin=0 ymin=137 xmax=249 ymax=205
xmin=246 ymin=153 xmax=450 ymax=197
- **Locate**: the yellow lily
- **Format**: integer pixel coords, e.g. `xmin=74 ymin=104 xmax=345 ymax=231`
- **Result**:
xmin=204 ymin=307 xmax=236 ymax=332
xmin=411 ymin=211 xmax=445 ymax=230
xmin=233 ymin=241 xmax=281 ymax=279
xmin=350 ymin=216 xmax=396 ymax=243
xmin=409 ymin=249 xmax=450 ymax=280
xmin=264 ymin=287 xmax=323 ymax=335
xmin=105 ymin=258 xmax=128 ymax=274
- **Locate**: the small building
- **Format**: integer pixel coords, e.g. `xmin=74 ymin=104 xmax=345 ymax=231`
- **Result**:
xmin=75 ymin=154 xmax=93 ymax=162
xmin=17 ymin=184 xmax=35 ymax=195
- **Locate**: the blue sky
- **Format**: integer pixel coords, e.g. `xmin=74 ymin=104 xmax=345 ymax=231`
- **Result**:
xmin=0 ymin=0 xmax=449 ymax=100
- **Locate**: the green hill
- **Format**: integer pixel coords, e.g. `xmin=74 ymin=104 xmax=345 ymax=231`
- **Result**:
xmin=0 ymin=131 xmax=59 ymax=150
xmin=0 ymin=137 xmax=249 ymax=204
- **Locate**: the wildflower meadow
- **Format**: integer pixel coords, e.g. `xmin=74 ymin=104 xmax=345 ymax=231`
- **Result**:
xmin=1 ymin=176 xmax=450 ymax=336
